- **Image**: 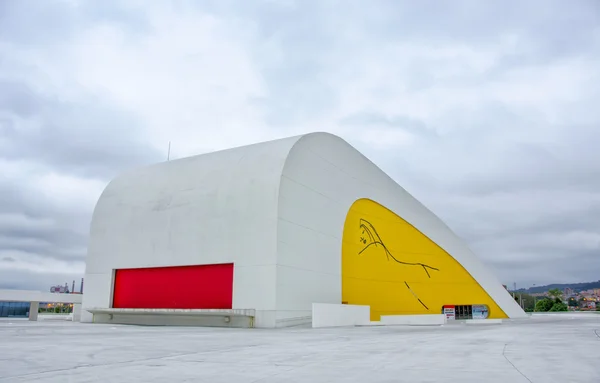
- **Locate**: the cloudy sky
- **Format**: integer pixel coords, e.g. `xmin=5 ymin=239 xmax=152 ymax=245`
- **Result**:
xmin=1 ymin=0 xmax=599 ymax=291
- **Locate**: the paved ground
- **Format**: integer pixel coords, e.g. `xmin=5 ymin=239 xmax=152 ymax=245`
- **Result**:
xmin=1 ymin=314 xmax=599 ymax=383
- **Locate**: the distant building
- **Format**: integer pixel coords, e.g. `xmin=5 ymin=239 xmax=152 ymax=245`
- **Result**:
xmin=581 ymin=300 xmax=596 ymax=310
xmin=50 ymin=285 xmax=69 ymax=294
xmin=581 ymin=292 xmax=594 ymax=299
xmin=0 ymin=301 xmax=30 ymax=318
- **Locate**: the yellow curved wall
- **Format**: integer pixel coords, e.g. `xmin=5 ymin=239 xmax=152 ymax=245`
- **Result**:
xmin=341 ymin=198 xmax=508 ymax=321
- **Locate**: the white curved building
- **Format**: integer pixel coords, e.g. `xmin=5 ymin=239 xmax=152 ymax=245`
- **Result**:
xmin=82 ymin=132 xmax=526 ymax=328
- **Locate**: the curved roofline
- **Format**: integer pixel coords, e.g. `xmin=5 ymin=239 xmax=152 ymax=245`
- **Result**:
xmin=275 ymin=131 xmax=526 ymax=318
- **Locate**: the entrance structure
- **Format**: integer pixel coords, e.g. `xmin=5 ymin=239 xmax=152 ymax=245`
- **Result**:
xmin=0 ymin=289 xmax=83 ymax=321
xmin=82 ymin=132 xmax=526 ymax=327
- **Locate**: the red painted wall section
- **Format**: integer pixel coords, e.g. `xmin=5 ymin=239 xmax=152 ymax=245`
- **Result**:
xmin=113 ymin=263 xmax=234 ymax=309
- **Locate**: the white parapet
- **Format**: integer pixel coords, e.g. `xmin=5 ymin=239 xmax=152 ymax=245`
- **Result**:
xmin=465 ymin=319 xmax=503 ymax=325
xmin=312 ymin=303 xmax=370 ymax=328
xmin=0 ymin=289 xmax=83 ymax=304
xmin=72 ymin=303 xmax=82 ymax=322
xmin=380 ymin=314 xmax=447 ymax=326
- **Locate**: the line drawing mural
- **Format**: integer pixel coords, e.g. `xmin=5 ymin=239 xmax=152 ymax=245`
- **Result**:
xmin=358 ymin=218 xmax=439 ymax=310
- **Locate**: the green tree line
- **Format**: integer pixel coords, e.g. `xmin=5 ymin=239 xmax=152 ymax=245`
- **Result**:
xmin=513 ymin=288 xmax=568 ymax=312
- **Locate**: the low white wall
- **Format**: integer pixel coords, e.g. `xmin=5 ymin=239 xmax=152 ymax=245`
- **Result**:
xmin=380 ymin=314 xmax=446 ymax=326
xmin=312 ymin=303 xmax=370 ymax=328
xmin=39 ymin=314 xmax=73 ymax=321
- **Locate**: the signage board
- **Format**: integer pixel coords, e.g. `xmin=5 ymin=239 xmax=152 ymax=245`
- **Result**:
xmin=472 ymin=305 xmax=489 ymax=319
xmin=443 ymin=305 xmax=455 ymax=320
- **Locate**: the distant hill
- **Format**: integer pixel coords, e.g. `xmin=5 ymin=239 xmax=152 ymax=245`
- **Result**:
xmin=515 ymin=280 xmax=600 ymax=294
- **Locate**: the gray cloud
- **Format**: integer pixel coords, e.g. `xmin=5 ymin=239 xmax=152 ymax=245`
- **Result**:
xmin=228 ymin=0 xmax=600 ymax=124
xmin=0 ymin=0 xmax=151 ymax=45
xmin=0 ymin=268 xmax=83 ymax=292
xmin=0 ymin=1 xmax=163 ymax=283
xmin=0 ymin=79 xmax=162 ymax=275
xmin=0 ymin=0 xmax=599 ymax=291
xmin=339 ymin=112 xmax=438 ymax=140
xmin=0 ymin=80 xmax=164 ymax=180
xmin=488 ymin=247 xmax=600 ymax=287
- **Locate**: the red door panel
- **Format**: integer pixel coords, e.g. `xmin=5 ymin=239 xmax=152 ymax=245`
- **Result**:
xmin=113 ymin=263 xmax=234 ymax=309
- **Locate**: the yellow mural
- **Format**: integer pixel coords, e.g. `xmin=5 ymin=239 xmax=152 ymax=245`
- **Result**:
xmin=341 ymin=198 xmax=508 ymax=321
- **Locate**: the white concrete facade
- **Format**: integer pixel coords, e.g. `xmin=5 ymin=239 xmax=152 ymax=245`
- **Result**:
xmin=82 ymin=132 xmax=526 ymax=327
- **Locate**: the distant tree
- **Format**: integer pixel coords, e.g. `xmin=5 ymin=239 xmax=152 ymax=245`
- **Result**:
xmin=547 ymin=288 xmax=563 ymax=302
xmin=513 ymin=293 xmax=536 ymax=311
xmin=521 ymin=294 xmax=536 ymax=311
xmin=549 ymin=302 xmax=568 ymax=312
xmin=535 ymin=298 xmax=554 ymax=312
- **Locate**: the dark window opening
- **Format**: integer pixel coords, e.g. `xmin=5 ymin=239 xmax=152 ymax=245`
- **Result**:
xmin=0 ymin=301 xmax=30 ymax=318
xmin=455 ymin=305 xmax=473 ymax=320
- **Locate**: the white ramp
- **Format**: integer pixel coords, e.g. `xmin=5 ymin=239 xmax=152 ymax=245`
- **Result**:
xmin=380 ymin=314 xmax=446 ymax=326
xmin=465 ymin=319 xmax=503 ymax=325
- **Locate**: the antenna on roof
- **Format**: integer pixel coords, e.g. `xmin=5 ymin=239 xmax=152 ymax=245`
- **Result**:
xmin=167 ymin=141 xmax=171 ymax=161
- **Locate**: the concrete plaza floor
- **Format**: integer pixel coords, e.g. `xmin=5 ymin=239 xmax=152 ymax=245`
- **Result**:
xmin=1 ymin=313 xmax=599 ymax=383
